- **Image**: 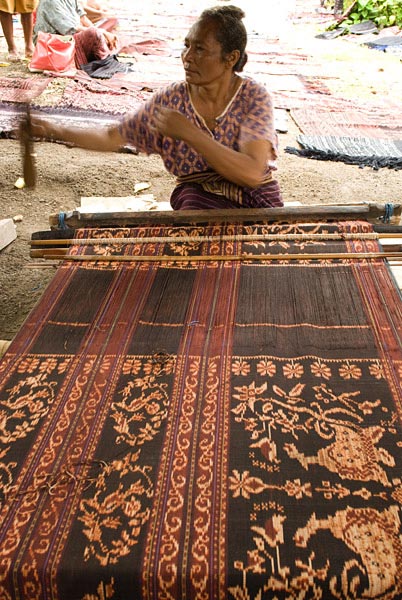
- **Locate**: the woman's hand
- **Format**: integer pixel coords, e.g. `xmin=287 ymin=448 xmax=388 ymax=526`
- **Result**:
xmin=79 ymin=14 xmax=94 ymax=29
xmin=153 ymin=107 xmax=195 ymax=141
xmin=100 ymin=29 xmax=117 ymax=51
xmin=29 ymin=115 xmax=55 ymax=140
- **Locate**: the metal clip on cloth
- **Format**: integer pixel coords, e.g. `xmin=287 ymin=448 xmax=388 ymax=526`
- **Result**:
xmin=58 ymin=212 xmax=67 ymax=230
xmin=380 ymin=203 xmax=394 ymax=224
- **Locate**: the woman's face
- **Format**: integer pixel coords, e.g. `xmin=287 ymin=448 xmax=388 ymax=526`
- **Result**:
xmin=181 ymin=19 xmax=228 ymax=86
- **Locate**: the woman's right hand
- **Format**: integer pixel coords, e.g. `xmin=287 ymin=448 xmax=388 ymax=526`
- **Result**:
xmin=153 ymin=107 xmax=195 ymax=141
xmin=101 ymin=29 xmax=118 ymax=51
xmin=29 ymin=115 xmax=55 ymax=140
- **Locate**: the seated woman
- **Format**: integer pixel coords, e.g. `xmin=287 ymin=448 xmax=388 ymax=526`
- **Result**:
xmin=33 ymin=0 xmax=117 ymax=67
xmin=30 ymin=5 xmax=283 ymax=210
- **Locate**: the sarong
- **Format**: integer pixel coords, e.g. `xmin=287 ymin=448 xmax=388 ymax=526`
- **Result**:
xmin=172 ymin=171 xmax=283 ymax=209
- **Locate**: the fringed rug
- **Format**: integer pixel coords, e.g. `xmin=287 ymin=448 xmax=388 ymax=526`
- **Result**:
xmin=118 ymin=37 xmax=173 ymax=57
xmin=286 ymin=134 xmax=402 ymax=169
xmin=0 ymin=102 xmax=25 ymax=136
xmin=0 ymin=75 xmax=50 ymax=103
xmin=57 ymin=78 xmax=154 ymax=115
xmin=364 ymin=35 xmax=402 ymax=56
xmin=0 ymin=219 xmax=401 ymax=600
xmin=271 ymin=89 xmax=358 ymax=111
xmin=291 ymin=107 xmax=402 ymax=140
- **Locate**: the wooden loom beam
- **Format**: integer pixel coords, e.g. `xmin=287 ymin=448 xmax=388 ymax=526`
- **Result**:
xmin=32 ymin=251 xmax=402 ymax=263
xmin=47 ymin=203 xmax=402 ymax=230
xmin=29 ymin=233 xmax=402 ymax=247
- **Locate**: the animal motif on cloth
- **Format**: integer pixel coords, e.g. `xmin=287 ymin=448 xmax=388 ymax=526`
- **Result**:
xmin=285 ymin=424 xmax=395 ymax=485
xmin=294 ymin=506 xmax=402 ymax=599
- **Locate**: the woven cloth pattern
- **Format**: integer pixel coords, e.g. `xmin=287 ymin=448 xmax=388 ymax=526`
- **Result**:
xmin=0 ymin=220 xmax=401 ymax=599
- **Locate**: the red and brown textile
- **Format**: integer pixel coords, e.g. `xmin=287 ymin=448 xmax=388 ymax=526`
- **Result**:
xmin=0 ymin=220 xmax=401 ymax=599
xmin=0 ymin=76 xmax=50 ymax=103
xmin=73 ymin=27 xmax=110 ymax=69
xmin=291 ymin=107 xmax=402 ymax=140
xmin=57 ymin=79 xmax=153 ymax=115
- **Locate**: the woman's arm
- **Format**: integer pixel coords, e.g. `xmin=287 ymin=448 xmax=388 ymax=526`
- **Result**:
xmin=77 ymin=14 xmax=94 ymax=29
xmin=30 ymin=116 xmax=125 ymax=152
xmin=153 ymin=107 xmax=273 ymax=188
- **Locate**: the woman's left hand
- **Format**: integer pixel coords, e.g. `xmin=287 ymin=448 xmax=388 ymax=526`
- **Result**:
xmin=153 ymin=107 xmax=193 ymax=140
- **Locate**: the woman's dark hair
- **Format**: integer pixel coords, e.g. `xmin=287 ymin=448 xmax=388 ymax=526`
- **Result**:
xmin=199 ymin=5 xmax=248 ymax=72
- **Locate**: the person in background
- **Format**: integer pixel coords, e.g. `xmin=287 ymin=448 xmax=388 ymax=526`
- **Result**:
xmin=30 ymin=5 xmax=283 ymax=210
xmin=0 ymin=0 xmax=38 ymax=60
xmin=33 ymin=0 xmax=117 ymax=67
xmin=81 ymin=0 xmax=117 ymax=31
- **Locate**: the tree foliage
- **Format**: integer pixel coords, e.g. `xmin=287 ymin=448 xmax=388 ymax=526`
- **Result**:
xmin=346 ymin=0 xmax=402 ymax=28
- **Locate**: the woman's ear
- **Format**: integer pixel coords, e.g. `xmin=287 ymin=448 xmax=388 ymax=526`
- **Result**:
xmin=226 ymin=49 xmax=240 ymax=69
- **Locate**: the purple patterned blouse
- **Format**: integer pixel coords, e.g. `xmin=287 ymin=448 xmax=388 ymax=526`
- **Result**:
xmin=118 ymin=77 xmax=279 ymax=179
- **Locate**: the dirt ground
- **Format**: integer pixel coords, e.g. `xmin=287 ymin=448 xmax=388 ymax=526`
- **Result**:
xmin=1 ymin=3 xmax=402 ymax=341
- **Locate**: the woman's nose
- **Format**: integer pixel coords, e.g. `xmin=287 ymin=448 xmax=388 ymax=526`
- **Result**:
xmin=181 ymin=46 xmax=192 ymax=63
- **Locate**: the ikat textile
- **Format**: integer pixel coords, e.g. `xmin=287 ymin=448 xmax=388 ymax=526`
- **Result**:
xmin=0 ymin=220 xmax=401 ymax=600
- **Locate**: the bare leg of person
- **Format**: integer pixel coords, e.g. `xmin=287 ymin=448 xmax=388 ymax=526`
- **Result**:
xmin=20 ymin=12 xmax=34 ymax=58
xmin=0 ymin=11 xmax=19 ymax=58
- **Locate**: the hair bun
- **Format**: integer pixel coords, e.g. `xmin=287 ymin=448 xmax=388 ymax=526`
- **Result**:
xmin=204 ymin=4 xmax=246 ymax=21
xmin=220 ymin=5 xmax=245 ymax=19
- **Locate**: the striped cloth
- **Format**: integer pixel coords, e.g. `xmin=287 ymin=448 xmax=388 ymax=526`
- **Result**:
xmin=171 ymin=171 xmax=283 ymax=210
xmin=170 ymin=180 xmax=283 ymax=210
xmin=286 ymin=135 xmax=402 ymax=169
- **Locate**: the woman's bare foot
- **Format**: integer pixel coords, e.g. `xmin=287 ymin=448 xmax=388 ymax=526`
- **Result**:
xmin=7 ymin=49 xmax=21 ymax=61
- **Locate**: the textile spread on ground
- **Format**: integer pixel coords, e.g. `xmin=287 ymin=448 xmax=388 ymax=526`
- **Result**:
xmin=0 ymin=220 xmax=401 ymax=599
xmin=285 ymin=135 xmax=402 ymax=169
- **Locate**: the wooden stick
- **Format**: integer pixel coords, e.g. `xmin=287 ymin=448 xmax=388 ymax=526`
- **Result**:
xmin=47 ymin=203 xmax=402 ymax=229
xmin=334 ymin=0 xmax=357 ymax=23
xmin=29 ymin=232 xmax=402 ymax=248
xmin=20 ymin=105 xmax=36 ymax=189
xmin=29 ymin=234 xmax=377 ymax=246
xmin=41 ymin=251 xmax=402 ymax=263
xmin=30 ymin=248 xmax=69 ymax=258
xmin=25 ymin=263 xmax=59 ymax=268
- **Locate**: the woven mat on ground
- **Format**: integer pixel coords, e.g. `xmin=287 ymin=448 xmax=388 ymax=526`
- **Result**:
xmin=0 ymin=75 xmax=50 ymax=103
xmin=364 ymin=35 xmax=402 ymax=56
xmin=56 ymin=78 xmax=154 ymax=115
xmin=286 ymin=134 xmax=402 ymax=169
xmin=0 ymin=102 xmax=25 ymax=136
xmin=1 ymin=220 xmax=402 ymax=599
xmin=291 ymin=107 xmax=402 ymax=140
xmin=271 ymin=90 xmax=358 ymax=111
xmin=118 ymin=37 xmax=173 ymax=57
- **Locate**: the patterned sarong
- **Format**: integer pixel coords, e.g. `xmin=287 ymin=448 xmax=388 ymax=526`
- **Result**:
xmin=0 ymin=220 xmax=401 ymax=600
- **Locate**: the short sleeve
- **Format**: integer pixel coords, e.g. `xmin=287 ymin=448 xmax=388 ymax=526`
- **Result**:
xmin=239 ymin=81 xmax=278 ymax=158
xmin=118 ymin=94 xmax=164 ymax=155
xmin=76 ymin=0 xmax=86 ymax=18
